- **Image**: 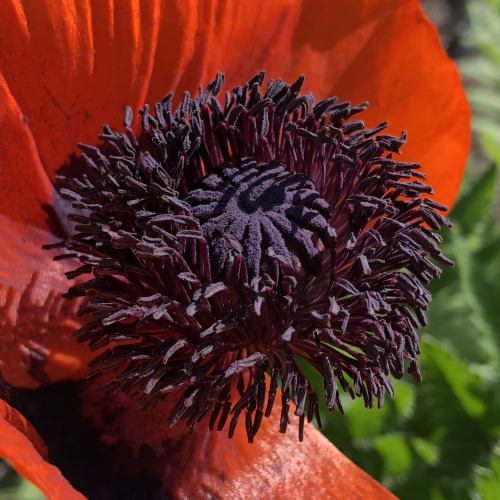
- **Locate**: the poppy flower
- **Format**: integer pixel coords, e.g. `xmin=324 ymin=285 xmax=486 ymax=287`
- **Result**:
xmin=0 ymin=1 xmax=469 ymax=499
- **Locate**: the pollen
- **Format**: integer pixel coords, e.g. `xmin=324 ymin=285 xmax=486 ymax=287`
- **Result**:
xmin=185 ymin=158 xmax=332 ymax=279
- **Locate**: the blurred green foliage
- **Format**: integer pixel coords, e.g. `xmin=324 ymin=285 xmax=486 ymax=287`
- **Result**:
xmin=463 ymin=0 xmax=500 ymax=166
xmin=315 ymin=1 xmax=500 ymax=498
xmin=2 ymin=1 xmax=500 ymax=499
xmin=0 ymin=460 xmax=44 ymax=500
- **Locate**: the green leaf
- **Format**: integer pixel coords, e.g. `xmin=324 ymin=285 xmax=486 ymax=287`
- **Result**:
xmin=473 ymin=119 xmax=500 ymax=165
xmin=411 ymin=437 xmax=439 ymax=466
xmin=372 ymin=433 xmax=412 ymax=477
xmin=421 ymin=336 xmax=486 ymax=419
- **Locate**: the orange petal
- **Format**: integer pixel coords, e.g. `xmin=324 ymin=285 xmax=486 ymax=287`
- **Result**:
xmin=171 ymin=408 xmax=398 ymax=499
xmin=1 ymin=0 xmax=467 ymax=213
xmin=0 ymin=215 xmax=92 ymax=390
xmin=217 ymin=417 xmax=396 ymax=499
xmin=311 ymin=1 xmax=470 ymax=209
xmin=0 ymin=73 xmax=56 ymax=231
xmin=0 ymin=398 xmax=86 ymax=500
xmin=146 ymin=0 xmax=300 ymax=103
xmin=0 ymin=0 xmax=184 ymax=181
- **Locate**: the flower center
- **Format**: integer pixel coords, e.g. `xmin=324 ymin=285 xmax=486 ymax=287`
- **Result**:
xmin=53 ymin=71 xmax=453 ymax=443
xmin=185 ymin=158 xmax=332 ymax=280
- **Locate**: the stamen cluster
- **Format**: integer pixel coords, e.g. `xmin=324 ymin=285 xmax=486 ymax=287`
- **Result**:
xmin=53 ymin=72 xmax=453 ymax=442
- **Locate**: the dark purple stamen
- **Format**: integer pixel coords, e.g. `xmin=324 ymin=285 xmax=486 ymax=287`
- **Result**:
xmin=51 ymin=71 xmax=453 ymax=443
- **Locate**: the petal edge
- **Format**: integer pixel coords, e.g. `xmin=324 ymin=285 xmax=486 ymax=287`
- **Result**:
xmin=0 ymin=398 xmax=86 ymax=500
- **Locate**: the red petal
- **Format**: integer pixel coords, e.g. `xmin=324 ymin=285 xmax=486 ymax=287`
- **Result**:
xmin=0 ymin=215 xmax=92 ymax=390
xmin=76 ymin=379 xmax=397 ymax=499
xmin=4 ymin=379 xmax=397 ymax=499
xmin=0 ymin=0 xmax=178 ymax=181
xmin=0 ymin=0 xmax=467 ymax=214
xmin=180 ymin=413 xmax=398 ymax=499
xmin=165 ymin=0 xmax=469 ymax=209
xmin=0 ymin=74 xmax=55 ymax=231
xmin=146 ymin=0 xmax=301 ymax=103
xmin=306 ymin=1 xmax=470 ymax=209
xmin=0 ymin=398 xmax=86 ymax=500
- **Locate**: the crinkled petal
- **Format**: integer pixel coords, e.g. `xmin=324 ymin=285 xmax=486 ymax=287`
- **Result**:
xmin=0 ymin=215 xmax=92 ymax=390
xmin=0 ymin=398 xmax=86 ymax=500
xmin=0 ymin=0 xmax=189 ymax=183
xmin=0 ymin=0 xmax=467 ymax=214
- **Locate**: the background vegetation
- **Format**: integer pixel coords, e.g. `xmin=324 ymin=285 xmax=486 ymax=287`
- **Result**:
xmin=1 ymin=0 xmax=499 ymax=498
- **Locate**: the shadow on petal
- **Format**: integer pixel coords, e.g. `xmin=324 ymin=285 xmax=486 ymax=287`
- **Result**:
xmin=9 ymin=377 xmax=397 ymax=500
xmin=0 ymin=215 xmax=92 ymax=391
